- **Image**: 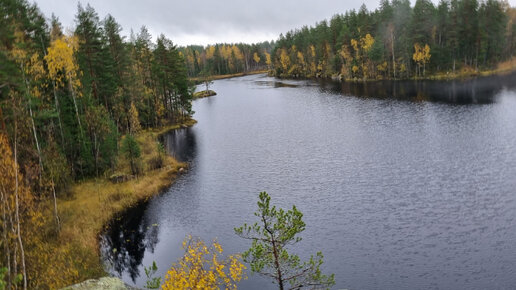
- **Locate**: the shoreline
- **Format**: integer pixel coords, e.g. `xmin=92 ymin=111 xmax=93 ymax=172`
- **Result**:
xmin=37 ymin=118 xmax=197 ymax=289
xmin=189 ymin=69 xmax=268 ymax=83
xmin=276 ymin=59 xmax=516 ymax=83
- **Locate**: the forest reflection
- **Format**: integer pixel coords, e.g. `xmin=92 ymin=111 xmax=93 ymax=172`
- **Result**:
xmin=319 ymin=71 xmax=516 ymax=104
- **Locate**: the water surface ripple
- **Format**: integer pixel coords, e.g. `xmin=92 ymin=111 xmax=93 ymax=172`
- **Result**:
xmin=101 ymin=74 xmax=516 ymax=290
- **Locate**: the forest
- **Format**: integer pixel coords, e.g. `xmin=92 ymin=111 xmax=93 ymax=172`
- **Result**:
xmin=2 ymin=0 xmax=516 ymax=289
xmin=272 ymin=0 xmax=516 ymax=79
xmin=0 ymin=0 xmax=193 ymax=288
xmin=180 ymin=42 xmax=274 ymax=77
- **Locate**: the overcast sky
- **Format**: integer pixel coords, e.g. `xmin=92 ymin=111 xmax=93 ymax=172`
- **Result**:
xmin=34 ymin=0 xmax=516 ymax=46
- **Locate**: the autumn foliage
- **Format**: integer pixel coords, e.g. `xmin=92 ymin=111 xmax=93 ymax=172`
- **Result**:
xmin=180 ymin=42 xmax=273 ymax=77
xmin=413 ymin=43 xmax=431 ymax=77
xmin=161 ymin=236 xmax=246 ymax=290
xmin=272 ymin=0 xmax=515 ymax=80
xmin=0 ymin=133 xmax=31 ymax=289
xmin=1 ymin=0 xmax=194 ymax=288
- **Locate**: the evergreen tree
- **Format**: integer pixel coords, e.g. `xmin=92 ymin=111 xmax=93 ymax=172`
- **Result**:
xmin=271 ymin=0 xmax=513 ymax=79
xmin=121 ymin=134 xmax=141 ymax=176
xmin=235 ymin=192 xmax=335 ymax=290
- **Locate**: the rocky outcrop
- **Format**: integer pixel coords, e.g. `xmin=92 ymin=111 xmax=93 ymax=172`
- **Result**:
xmin=62 ymin=277 xmax=139 ymax=290
xmin=193 ymin=90 xmax=217 ymax=99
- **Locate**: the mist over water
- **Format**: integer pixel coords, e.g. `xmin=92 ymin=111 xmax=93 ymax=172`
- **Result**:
xmin=101 ymin=73 xmax=516 ymax=289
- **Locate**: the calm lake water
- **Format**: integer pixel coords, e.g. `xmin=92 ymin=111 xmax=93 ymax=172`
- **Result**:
xmin=101 ymin=73 xmax=516 ymax=290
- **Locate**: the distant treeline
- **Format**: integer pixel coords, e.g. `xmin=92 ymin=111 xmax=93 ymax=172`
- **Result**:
xmin=0 ymin=0 xmax=193 ymax=287
xmin=272 ymin=0 xmax=516 ymax=79
xmin=179 ymin=42 xmax=274 ymax=77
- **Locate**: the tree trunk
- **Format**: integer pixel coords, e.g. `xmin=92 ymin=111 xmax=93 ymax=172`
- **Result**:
xmin=391 ymin=29 xmax=396 ymax=79
xmin=51 ymin=178 xmax=61 ymax=231
xmin=14 ymin=118 xmax=28 ymax=290
xmin=271 ymin=238 xmax=284 ymax=290
xmin=1 ymin=189 xmax=12 ymax=288
xmin=41 ymin=35 xmax=66 ymax=146
xmin=51 ymin=81 xmax=66 ymax=146
xmin=0 ymin=105 xmax=5 ymax=134
xmin=28 ymin=104 xmax=43 ymax=174
xmin=94 ymin=132 xmax=98 ymax=176
xmin=20 ymin=63 xmax=44 ymax=179
xmin=68 ymin=73 xmax=84 ymax=136
xmin=262 ymin=214 xmax=284 ymax=290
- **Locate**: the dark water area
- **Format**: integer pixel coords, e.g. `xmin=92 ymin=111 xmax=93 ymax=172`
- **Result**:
xmin=159 ymin=128 xmax=197 ymax=162
xmin=319 ymin=72 xmax=516 ymax=104
xmin=101 ymin=73 xmax=516 ymax=289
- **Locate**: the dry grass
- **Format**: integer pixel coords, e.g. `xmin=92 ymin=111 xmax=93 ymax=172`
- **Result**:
xmin=189 ymin=70 xmax=268 ymax=82
xmin=337 ymin=59 xmax=516 ymax=82
xmin=61 ymin=156 xmax=184 ymax=252
xmin=492 ymin=57 xmax=516 ymax=75
xmin=422 ymin=60 xmax=516 ymax=80
xmin=29 ymin=118 xmax=197 ymax=289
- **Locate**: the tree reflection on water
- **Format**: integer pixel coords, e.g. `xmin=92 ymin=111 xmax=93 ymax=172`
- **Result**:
xmin=100 ymin=127 xmax=197 ymax=283
xmin=320 ymin=71 xmax=516 ymax=104
xmin=100 ymin=201 xmax=160 ymax=282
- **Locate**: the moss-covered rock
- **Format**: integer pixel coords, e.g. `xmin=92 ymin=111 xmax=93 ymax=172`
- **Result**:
xmin=62 ymin=277 xmax=138 ymax=290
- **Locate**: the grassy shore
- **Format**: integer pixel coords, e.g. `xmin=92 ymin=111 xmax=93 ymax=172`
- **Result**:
xmin=189 ymin=70 xmax=268 ymax=83
xmin=29 ymin=118 xmax=196 ymax=289
xmin=281 ymin=58 xmax=516 ymax=82
xmin=415 ymin=58 xmax=516 ymax=81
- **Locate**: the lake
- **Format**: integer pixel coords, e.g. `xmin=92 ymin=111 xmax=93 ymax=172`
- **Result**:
xmin=101 ymin=73 xmax=516 ymax=290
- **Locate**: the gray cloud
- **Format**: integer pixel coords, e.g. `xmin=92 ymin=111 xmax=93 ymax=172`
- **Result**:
xmin=34 ymin=0 xmax=516 ymax=46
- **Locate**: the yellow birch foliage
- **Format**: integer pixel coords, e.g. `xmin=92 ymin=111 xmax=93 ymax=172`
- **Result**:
xmin=377 ymin=61 xmax=388 ymax=73
xmin=399 ymin=62 xmax=407 ymax=74
xmin=350 ymin=34 xmax=376 ymax=78
xmin=310 ymin=45 xmax=316 ymax=58
xmin=279 ymin=49 xmax=290 ymax=72
xmin=162 ymin=236 xmax=246 ymax=290
xmin=264 ymin=52 xmax=271 ymax=66
xmin=10 ymin=30 xmax=25 ymax=58
xmin=412 ymin=43 xmax=431 ymax=66
xmin=297 ymin=51 xmax=305 ymax=67
xmin=413 ymin=43 xmax=422 ymax=63
xmin=45 ymin=35 xmax=81 ymax=93
xmin=205 ymin=45 xmax=216 ymax=60
xmin=253 ymin=52 xmax=261 ymax=64
xmin=308 ymin=45 xmax=317 ymax=75
xmin=231 ymin=45 xmax=244 ymax=61
xmin=361 ymin=34 xmax=375 ymax=52
xmin=413 ymin=43 xmax=431 ymax=76
xmin=221 ymin=45 xmax=232 ymax=60
xmin=339 ymin=45 xmax=353 ymax=63
xmin=351 ymin=39 xmax=359 ymax=54
xmin=339 ymin=45 xmax=353 ymax=78
xmin=27 ymin=53 xmax=47 ymax=98
xmin=10 ymin=29 xmax=47 ymax=98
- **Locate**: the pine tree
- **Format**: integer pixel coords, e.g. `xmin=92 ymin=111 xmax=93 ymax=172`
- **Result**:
xmin=121 ymin=134 xmax=141 ymax=176
xmin=235 ymin=192 xmax=335 ymax=290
